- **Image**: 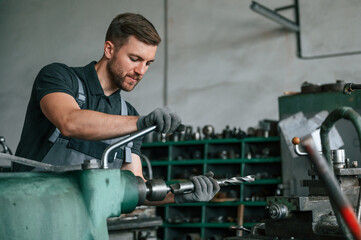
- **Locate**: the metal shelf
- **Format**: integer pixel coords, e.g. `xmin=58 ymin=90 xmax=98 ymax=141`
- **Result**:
xmin=142 ymin=136 xmax=280 ymax=147
xmin=142 ymin=157 xmax=281 ymax=166
xmin=141 ymin=136 xmax=281 ymax=239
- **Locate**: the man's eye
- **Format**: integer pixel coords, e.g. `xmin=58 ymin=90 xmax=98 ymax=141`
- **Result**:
xmin=146 ymin=62 xmax=152 ymax=66
xmin=130 ymin=57 xmax=138 ymax=62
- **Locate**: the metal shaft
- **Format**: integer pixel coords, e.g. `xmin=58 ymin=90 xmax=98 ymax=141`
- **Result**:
xmin=169 ymin=175 xmax=255 ymax=194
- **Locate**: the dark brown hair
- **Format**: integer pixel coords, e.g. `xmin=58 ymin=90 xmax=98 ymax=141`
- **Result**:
xmin=106 ymin=13 xmax=161 ymax=48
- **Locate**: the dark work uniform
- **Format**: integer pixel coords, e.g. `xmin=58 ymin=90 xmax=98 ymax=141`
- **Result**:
xmin=14 ymin=61 xmax=142 ymax=171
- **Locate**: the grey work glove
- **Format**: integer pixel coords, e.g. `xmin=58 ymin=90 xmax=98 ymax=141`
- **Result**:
xmin=137 ymin=107 xmax=182 ymax=134
xmin=174 ymin=171 xmax=220 ymax=204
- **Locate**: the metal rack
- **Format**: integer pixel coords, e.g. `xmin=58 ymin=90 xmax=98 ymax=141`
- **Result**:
xmin=141 ymin=136 xmax=281 ymax=239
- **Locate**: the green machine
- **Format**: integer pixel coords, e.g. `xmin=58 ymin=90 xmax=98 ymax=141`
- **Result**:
xmin=0 ymin=127 xmax=159 ymax=240
xmin=0 ymin=126 xmax=252 ymax=240
xmin=0 ymin=169 xmax=140 ymax=240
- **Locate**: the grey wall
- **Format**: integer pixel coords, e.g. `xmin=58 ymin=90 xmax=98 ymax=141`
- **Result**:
xmin=1 ymin=0 xmax=361 ymax=152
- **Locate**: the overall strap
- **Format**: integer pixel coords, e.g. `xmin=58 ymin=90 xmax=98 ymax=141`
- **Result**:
xmin=121 ymin=95 xmax=133 ymax=163
xmin=49 ymin=75 xmax=84 ymax=143
xmin=101 ymin=94 xmax=133 ymax=163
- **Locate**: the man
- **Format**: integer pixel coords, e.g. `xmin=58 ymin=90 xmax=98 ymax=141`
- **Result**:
xmin=14 ymin=13 xmax=219 ymax=205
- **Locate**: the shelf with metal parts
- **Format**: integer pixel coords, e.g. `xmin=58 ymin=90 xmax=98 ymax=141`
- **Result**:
xmin=140 ymin=136 xmax=281 ymax=239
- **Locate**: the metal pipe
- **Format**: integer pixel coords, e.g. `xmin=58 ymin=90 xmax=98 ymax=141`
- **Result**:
xmin=101 ymin=126 xmax=157 ymax=169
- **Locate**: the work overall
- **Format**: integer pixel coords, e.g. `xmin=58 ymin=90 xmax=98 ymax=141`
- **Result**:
xmin=33 ymin=76 xmax=133 ymax=170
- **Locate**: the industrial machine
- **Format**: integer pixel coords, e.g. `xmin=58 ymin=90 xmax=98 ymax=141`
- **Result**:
xmin=0 ymin=126 xmax=253 ymax=240
xmin=226 ymin=86 xmax=361 ymax=240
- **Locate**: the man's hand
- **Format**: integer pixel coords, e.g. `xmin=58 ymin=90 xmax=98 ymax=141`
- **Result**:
xmin=174 ymin=172 xmax=220 ymax=204
xmin=137 ymin=107 xmax=182 ymax=134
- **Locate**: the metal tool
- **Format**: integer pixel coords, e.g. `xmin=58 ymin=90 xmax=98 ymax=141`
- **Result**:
xmin=169 ymin=175 xmax=255 ymax=194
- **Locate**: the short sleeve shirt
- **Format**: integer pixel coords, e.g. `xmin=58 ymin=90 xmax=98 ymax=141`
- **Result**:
xmin=14 ymin=61 xmax=142 ymax=171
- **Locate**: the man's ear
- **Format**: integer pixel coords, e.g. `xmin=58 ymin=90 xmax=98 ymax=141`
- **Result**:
xmin=104 ymin=41 xmax=115 ymax=59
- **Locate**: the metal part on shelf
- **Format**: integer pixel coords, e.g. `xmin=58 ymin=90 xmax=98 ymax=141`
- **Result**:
xmin=202 ymin=125 xmax=215 ymax=139
xmin=0 ymin=136 xmax=12 ymax=155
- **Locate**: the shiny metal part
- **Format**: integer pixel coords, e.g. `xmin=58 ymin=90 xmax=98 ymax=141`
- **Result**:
xmin=101 ymin=126 xmax=157 ymax=169
xmin=0 ymin=136 xmax=12 ymax=155
xmin=145 ymin=179 xmax=171 ymax=201
xmin=294 ymin=143 xmax=308 ymax=156
xmin=267 ymin=203 xmax=290 ymax=220
xmin=229 ymin=225 xmax=251 ymax=233
xmin=170 ymin=175 xmax=255 ymax=194
xmin=332 ymin=149 xmax=346 ymax=169
xmin=218 ymin=176 xmax=256 ymax=186
xmin=81 ymin=159 xmax=101 ymax=170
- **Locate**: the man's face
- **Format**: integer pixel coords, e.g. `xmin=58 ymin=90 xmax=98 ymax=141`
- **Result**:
xmin=107 ymin=35 xmax=157 ymax=92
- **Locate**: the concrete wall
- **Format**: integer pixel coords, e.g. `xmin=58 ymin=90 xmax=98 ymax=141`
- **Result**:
xmin=1 ymin=0 xmax=361 ymax=152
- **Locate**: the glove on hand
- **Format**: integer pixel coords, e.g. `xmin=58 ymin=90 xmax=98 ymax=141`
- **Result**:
xmin=174 ymin=171 xmax=220 ymax=204
xmin=137 ymin=107 xmax=182 ymax=134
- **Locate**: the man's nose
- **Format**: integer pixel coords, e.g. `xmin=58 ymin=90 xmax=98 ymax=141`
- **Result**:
xmin=135 ymin=63 xmax=147 ymax=76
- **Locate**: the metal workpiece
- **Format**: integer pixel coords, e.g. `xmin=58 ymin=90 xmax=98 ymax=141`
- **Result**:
xmin=169 ymin=175 xmax=255 ymax=194
xmin=0 ymin=169 xmax=141 ymax=240
xmin=145 ymin=178 xmax=171 ymax=201
xmin=266 ymin=203 xmax=290 ymax=220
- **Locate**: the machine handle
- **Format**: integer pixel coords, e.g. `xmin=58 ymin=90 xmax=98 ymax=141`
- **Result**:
xmin=101 ymin=126 xmax=157 ymax=169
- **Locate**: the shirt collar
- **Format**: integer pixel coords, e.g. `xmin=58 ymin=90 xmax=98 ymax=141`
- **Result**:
xmin=84 ymin=61 xmax=104 ymax=95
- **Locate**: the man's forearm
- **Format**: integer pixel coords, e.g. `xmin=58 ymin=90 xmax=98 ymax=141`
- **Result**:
xmin=144 ymin=192 xmax=175 ymax=206
xmin=60 ymin=109 xmax=139 ymax=140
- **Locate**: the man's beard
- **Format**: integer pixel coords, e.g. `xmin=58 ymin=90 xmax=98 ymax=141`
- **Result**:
xmin=107 ymin=56 xmax=127 ymax=90
xmin=106 ymin=56 xmax=141 ymax=92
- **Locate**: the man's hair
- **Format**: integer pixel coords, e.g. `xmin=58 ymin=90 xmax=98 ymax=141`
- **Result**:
xmin=106 ymin=13 xmax=161 ymax=49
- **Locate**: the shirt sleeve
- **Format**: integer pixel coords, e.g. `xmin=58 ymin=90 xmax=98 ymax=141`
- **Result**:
xmin=34 ymin=63 xmax=78 ymax=104
xmin=125 ymin=102 xmax=143 ymax=156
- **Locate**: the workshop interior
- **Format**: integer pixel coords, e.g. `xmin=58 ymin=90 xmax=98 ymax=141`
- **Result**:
xmin=2 ymin=0 xmax=361 ymax=240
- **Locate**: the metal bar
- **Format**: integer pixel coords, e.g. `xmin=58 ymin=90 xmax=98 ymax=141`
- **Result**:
xmin=275 ymin=4 xmax=296 ymax=12
xmin=169 ymin=175 xmax=255 ymax=194
xmin=101 ymin=126 xmax=157 ymax=169
xmin=250 ymin=1 xmax=299 ymax=32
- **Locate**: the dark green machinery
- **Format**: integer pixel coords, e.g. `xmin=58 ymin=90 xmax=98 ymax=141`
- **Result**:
xmin=0 ymin=127 xmax=156 ymax=240
xmin=0 ymin=169 xmax=140 ymax=240
xmin=0 ymin=126 xmax=251 ymax=240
